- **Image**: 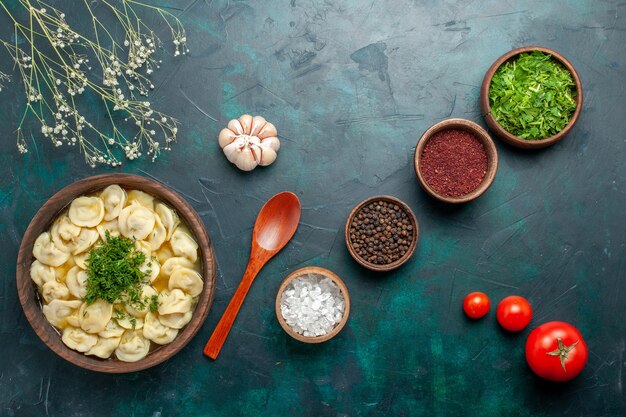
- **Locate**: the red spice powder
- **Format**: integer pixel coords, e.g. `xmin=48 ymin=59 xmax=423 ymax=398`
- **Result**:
xmin=420 ymin=129 xmax=488 ymax=198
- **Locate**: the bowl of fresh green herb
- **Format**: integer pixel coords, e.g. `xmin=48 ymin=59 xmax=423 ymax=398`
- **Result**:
xmin=480 ymin=46 xmax=583 ymax=149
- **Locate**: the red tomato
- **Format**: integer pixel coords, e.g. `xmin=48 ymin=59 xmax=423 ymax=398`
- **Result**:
xmin=526 ymin=321 xmax=588 ymax=382
xmin=496 ymin=295 xmax=532 ymax=331
xmin=463 ymin=292 xmax=490 ymax=319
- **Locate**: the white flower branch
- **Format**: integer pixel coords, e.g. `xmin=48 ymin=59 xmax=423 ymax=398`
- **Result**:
xmin=0 ymin=0 xmax=188 ymax=167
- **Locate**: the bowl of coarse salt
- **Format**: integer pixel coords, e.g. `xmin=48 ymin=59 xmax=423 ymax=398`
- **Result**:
xmin=275 ymin=266 xmax=350 ymax=343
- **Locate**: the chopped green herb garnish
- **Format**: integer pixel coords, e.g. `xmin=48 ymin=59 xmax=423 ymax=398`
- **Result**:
xmin=148 ymin=294 xmax=160 ymax=313
xmin=85 ymin=231 xmax=148 ymax=305
xmin=129 ymin=317 xmax=137 ymax=329
xmin=114 ymin=308 xmax=125 ymax=321
xmin=489 ymin=50 xmax=577 ymax=140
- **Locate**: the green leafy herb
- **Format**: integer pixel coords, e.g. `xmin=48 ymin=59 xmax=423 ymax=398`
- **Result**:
xmin=148 ymin=294 xmax=160 ymax=313
xmin=489 ymin=50 xmax=577 ymax=140
xmin=85 ymin=231 xmax=148 ymax=305
xmin=114 ymin=308 xmax=125 ymax=321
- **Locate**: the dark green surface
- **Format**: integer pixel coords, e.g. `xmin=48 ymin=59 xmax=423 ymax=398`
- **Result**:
xmin=1 ymin=1 xmax=625 ymax=416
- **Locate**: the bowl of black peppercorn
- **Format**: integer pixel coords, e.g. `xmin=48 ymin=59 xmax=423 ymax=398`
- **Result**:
xmin=345 ymin=195 xmax=419 ymax=272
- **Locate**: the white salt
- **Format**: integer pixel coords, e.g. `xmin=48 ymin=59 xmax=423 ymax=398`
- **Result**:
xmin=280 ymin=273 xmax=346 ymax=337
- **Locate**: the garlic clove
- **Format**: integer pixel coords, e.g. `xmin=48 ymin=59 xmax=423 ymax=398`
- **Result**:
xmin=250 ymin=116 xmax=267 ymax=136
xmin=223 ymin=139 xmax=260 ymax=171
xmin=257 ymin=122 xmax=277 ymax=139
xmin=227 ymin=118 xmax=244 ymax=135
xmin=249 ymin=143 xmax=263 ymax=164
xmin=218 ymin=128 xmax=237 ymax=148
xmin=239 ymin=114 xmax=253 ymax=134
xmin=222 ymin=140 xmax=242 ymax=164
xmin=236 ymin=146 xmax=261 ymax=171
xmin=260 ymin=136 xmax=281 ymax=152
xmin=258 ymin=146 xmax=277 ymax=166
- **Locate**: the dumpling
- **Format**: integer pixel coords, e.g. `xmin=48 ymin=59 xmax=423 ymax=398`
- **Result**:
xmin=50 ymin=215 xmax=81 ymax=252
xmin=160 ymin=257 xmax=194 ymax=277
xmin=158 ymin=289 xmax=192 ymax=315
xmin=66 ymin=309 xmax=81 ymax=327
xmin=156 ymin=244 xmax=174 ymax=264
xmin=61 ymin=327 xmax=98 ymax=352
xmin=170 ymin=229 xmax=198 ymax=263
xmin=159 ymin=311 xmax=192 ymax=329
xmin=155 ymin=203 xmax=180 ymax=241
xmin=33 ymin=232 xmax=70 ymax=267
xmin=127 ymin=190 xmax=154 ymax=209
xmin=143 ymin=312 xmax=178 ymax=345
xmin=73 ymin=252 xmax=89 ymax=270
xmin=70 ymin=228 xmax=99 ymax=255
xmin=118 ymin=204 xmax=155 ymax=240
xmin=169 ymin=267 xmax=203 ymax=297
xmin=96 ymin=219 xmax=120 ymax=241
xmin=42 ymin=299 xmax=82 ymax=327
xmin=79 ymin=300 xmax=113 ymax=333
xmin=86 ymin=336 xmax=121 ymax=359
xmin=125 ymin=286 xmax=158 ymax=318
xmin=116 ymin=314 xmax=144 ymax=330
xmin=140 ymin=258 xmax=160 ymax=283
xmin=146 ymin=214 xmax=166 ymax=251
xmin=115 ymin=330 xmax=150 ymax=362
xmin=101 ymin=185 xmax=127 ymax=221
xmin=30 ymin=260 xmax=57 ymax=287
xmin=66 ymin=266 xmax=89 ymax=299
xmin=98 ymin=320 xmax=125 ymax=338
xmin=42 ymin=280 xmax=70 ymax=303
xmin=135 ymin=241 xmax=152 ymax=259
xmin=68 ymin=196 xmax=105 ymax=227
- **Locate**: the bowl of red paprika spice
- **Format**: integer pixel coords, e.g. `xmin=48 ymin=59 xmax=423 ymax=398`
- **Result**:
xmin=414 ymin=118 xmax=498 ymax=204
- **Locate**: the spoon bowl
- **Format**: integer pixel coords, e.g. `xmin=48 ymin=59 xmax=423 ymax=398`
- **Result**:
xmin=204 ymin=192 xmax=301 ymax=359
xmin=254 ymin=192 xmax=301 ymax=251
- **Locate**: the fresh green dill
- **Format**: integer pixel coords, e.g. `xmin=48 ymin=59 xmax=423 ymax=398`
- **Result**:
xmin=129 ymin=317 xmax=137 ymax=330
xmin=85 ymin=231 xmax=148 ymax=305
xmin=114 ymin=308 xmax=125 ymax=321
xmin=148 ymin=294 xmax=160 ymax=313
xmin=489 ymin=50 xmax=577 ymax=140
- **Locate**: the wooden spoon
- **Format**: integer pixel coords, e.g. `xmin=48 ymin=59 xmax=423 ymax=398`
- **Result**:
xmin=203 ymin=191 xmax=301 ymax=359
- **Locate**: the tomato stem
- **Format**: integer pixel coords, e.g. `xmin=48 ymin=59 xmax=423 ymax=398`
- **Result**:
xmin=546 ymin=338 xmax=579 ymax=372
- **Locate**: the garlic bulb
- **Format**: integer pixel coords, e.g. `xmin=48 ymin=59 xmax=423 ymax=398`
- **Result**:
xmin=218 ymin=114 xmax=280 ymax=171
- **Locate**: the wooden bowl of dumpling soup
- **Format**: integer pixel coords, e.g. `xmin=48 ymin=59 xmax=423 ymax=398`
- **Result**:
xmin=16 ymin=174 xmax=216 ymax=373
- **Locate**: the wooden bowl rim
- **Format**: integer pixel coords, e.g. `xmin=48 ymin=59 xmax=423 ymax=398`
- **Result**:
xmin=479 ymin=45 xmax=583 ymax=149
xmin=344 ymin=195 xmax=419 ymax=271
xmin=275 ymin=266 xmax=350 ymax=344
xmin=15 ymin=173 xmax=217 ymax=373
xmin=413 ymin=118 xmax=499 ymax=204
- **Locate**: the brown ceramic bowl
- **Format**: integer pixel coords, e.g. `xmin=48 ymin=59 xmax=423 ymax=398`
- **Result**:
xmin=480 ymin=46 xmax=583 ymax=149
xmin=414 ymin=118 xmax=498 ymax=204
xmin=275 ymin=266 xmax=350 ymax=343
xmin=16 ymin=174 xmax=217 ymax=373
xmin=345 ymin=196 xmax=419 ymax=271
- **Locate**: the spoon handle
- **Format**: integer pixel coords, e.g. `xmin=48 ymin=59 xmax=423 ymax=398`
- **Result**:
xmin=203 ymin=260 xmax=262 ymax=359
